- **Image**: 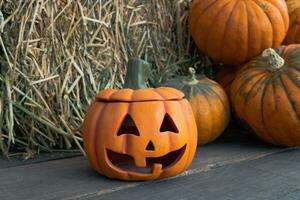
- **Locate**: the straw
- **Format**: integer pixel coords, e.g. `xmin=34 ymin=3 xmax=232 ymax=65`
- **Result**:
xmin=0 ymin=0 xmax=211 ymax=156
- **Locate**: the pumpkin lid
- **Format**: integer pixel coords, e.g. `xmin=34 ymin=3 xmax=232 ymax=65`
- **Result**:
xmin=96 ymin=87 xmax=184 ymax=102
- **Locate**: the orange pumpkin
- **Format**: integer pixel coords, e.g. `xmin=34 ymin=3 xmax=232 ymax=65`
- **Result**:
xmin=162 ymin=68 xmax=230 ymax=146
xmin=216 ymin=66 xmax=241 ymax=96
xmin=83 ymin=59 xmax=198 ymax=181
xmin=189 ymin=0 xmax=289 ymax=66
xmin=231 ymin=45 xmax=300 ymax=146
xmin=284 ymin=0 xmax=300 ymax=44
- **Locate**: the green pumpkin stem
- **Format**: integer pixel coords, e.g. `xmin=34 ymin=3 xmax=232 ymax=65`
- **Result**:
xmin=124 ymin=58 xmax=150 ymax=89
xmin=262 ymin=48 xmax=285 ymax=71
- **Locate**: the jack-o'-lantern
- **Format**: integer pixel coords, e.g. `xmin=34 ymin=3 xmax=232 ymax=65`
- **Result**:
xmin=83 ymin=59 xmax=198 ymax=181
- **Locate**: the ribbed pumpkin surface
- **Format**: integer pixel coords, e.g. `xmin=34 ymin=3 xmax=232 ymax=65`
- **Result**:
xmin=189 ymin=0 xmax=289 ymax=66
xmin=162 ymin=73 xmax=230 ymax=145
xmin=231 ymin=45 xmax=300 ymax=146
xmin=284 ymin=0 xmax=300 ymax=44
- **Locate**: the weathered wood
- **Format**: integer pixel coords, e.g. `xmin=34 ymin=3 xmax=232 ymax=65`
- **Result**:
xmin=0 ymin=151 xmax=81 ymax=169
xmin=0 ymin=129 xmax=296 ymax=200
xmin=95 ymin=149 xmax=300 ymax=200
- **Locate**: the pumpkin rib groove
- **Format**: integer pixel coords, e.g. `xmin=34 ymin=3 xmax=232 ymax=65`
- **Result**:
xmin=94 ymin=103 xmax=107 ymax=173
xmin=219 ymin=0 xmax=240 ymax=62
xmin=217 ymin=0 xmax=239 ymax=60
xmin=288 ymin=59 xmax=300 ymax=70
xmin=243 ymin=74 xmax=268 ymax=112
xmin=284 ymin=1 xmax=300 ymax=44
xmin=196 ymin=87 xmax=215 ymax=143
xmin=288 ymin=63 xmax=300 ymax=72
xmin=194 ymin=85 xmax=207 ymax=97
xmin=269 ymin=80 xmax=282 ymax=141
xmin=287 ymin=52 xmax=300 ymax=65
xmin=285 ymin=45 xmax=300 ymax=57
xmin=206 ymin=87 xmax=230 ymax=143
xmin=192 ymin=0 xmax=219 ymax=22
xmin=244 ymin=1 xmax=250 ymax=62
xmin=260 ymin=78 xmax=278 ymax=144
xmin=278 ymin=75 xmax=300 ymax=123
xmin=270 ymin=0 xmax=289 ymax=32
xmin=273 ymin=76 xmax=298 ymax=145
xmin=204 ymin=0 xmax=234 ymax=55
xmin=286 ymin=69 xmax=300 ymax=89
xmin=255 ymin=1 xmax=275 ymax=47
xmin=209 ymin=86 xmax=229 ymax=113
xmin=232 ymin=72 xmax=266 ymax=100
xmin=193 ymin=0 xmax=229 ymax=26
xmin=205 ymin=79 xmax=223 ymax=88
xmin=239 ymin=65 xmax=266 ymax=75
xmin=271 ymin=80 xmax=279 ymax=112
xmin=267 ymin=0 xmax=288 ymax=42
xmin=270 ymin=77 xmax=288 ymax=141
xmin=271 ymin=0 xmax=290 ymax=42
xmin=192 ymin=86 xmax=214 ymax=143
xmin=251 ymin=2 xmax=264 ymax=53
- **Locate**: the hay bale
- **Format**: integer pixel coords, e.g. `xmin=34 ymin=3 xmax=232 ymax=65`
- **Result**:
xmin=0 ymin=0 xmax=210 ymax=156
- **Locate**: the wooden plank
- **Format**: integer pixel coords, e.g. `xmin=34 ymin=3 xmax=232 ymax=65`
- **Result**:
xmin=0 ymin=128 xmax=292 ymax=200
xmin=0 ymin=151 xmax=81 ymax=169
xmin=88 ymin=149 xmax=300 ymax=200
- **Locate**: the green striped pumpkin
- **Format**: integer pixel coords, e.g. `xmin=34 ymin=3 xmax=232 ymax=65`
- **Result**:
xmin=162 ymin=68 xmax=230 ymax=145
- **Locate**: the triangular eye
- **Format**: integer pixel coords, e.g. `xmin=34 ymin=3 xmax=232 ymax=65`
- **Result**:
xmin=160 ymin=114 xmax=179 ymax=133
xmin=117 ymin=114 xmax=140 ymax=136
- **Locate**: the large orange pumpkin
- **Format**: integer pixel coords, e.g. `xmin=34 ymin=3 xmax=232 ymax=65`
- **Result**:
xmin=284 ymin=0 xmax=300 ymax=44
xmin=162 ymin=68 xmax=230 ymax=146
xmin=83 ymin=59 xmax=198 ymax=181
xmin=216 ymin=66 xmax=242 ymax=96
xmin=189 ymin=0 xmax=289 ymax=66
xmin=231 ymin=45 xmax=300 ymax=146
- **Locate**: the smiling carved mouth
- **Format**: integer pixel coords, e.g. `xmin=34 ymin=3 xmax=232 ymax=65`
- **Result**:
xmin=106 ymin=145 xmax=187 ymax=174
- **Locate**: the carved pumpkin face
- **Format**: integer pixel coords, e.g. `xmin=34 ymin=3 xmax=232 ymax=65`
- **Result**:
xmin=83 ymin=87 xmax=197 ymax=181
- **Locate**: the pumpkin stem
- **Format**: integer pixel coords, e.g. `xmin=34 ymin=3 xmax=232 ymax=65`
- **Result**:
xmin=262 ymin=48 xmax=285 ymax=71
xmin=124 ymin=58 xmax=150 ymax=89
xmin=185 ymin=67 xmax=198 ymax=85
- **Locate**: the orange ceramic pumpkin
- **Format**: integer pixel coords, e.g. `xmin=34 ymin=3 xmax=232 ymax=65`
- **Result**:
xmin=162 ymin=68 xmax=230 ymax=146
xmin=83 ymin=59 xmax=198 ymax=181
xmin=189 ymin=0 xmax=289 ymax=66
xmin=284 ymin=0 xmax=300 ymax=44
xmin=231 ymin=45 xmax=300 ymax=146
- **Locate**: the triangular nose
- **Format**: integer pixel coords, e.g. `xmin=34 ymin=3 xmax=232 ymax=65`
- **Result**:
xmin=146 ymin=141 xmax=155 ymax=151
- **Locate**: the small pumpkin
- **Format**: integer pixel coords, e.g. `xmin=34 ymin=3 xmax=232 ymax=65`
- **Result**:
xmin=188 ymin=0 xmax=289 ymax=66
xmin=231 ymin=45 xmax=300 ymax=146
xmin=284 ymin=0 xmax=300 ymax=44
xmin=83 ymin=58 xmax=198 ymax=181
xmin=216 ymin=66 xmax=241 ymax=96
xmin=162 ymin=68 xmax=230 ymax=146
